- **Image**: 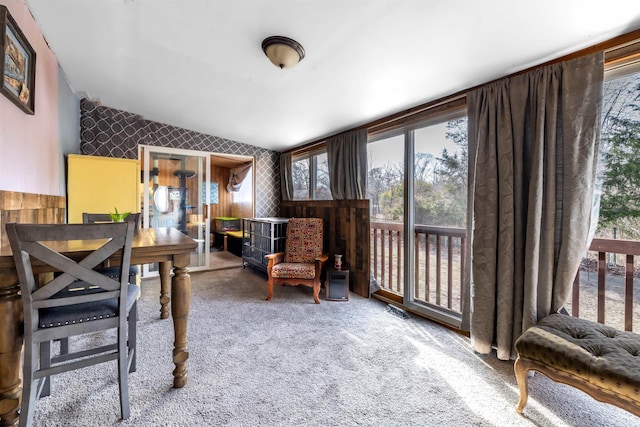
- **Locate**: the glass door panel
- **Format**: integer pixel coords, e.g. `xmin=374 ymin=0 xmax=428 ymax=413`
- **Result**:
xmin=367 ymin=133 xmax=405 ymax=297
xmin=410 ymin=117 xmax=467 ymax=326
xmin=140 ymin=145 xmax=211 ymax=274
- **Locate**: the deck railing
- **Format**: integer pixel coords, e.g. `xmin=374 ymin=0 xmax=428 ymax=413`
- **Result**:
xmin=570 ymin=238 xmax=640 ymax=332
xmin=370 ymin=221 xmax=640 ymax=331
xmin=371 ymin=221 xmax=466 ymax=314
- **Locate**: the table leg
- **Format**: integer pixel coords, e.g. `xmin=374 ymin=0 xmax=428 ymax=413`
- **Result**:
xmin=170 ymin=254 xmax=190 ymax=388
xmin=159 ymin=261 xmax=171 ymax=320
xmin=0 ymin=279 xmax=22 ymax=427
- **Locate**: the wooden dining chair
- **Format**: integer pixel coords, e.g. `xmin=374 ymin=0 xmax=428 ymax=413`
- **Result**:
xmin=6 ymin=222 xmax=137 ymax=426
xmin=82 ymin=212 xmax=141 ymax=228
xmin=56 ymin=213 xmax=142 ymax=371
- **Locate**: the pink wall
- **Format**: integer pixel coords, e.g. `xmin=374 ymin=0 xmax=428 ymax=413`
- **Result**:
xmin=0 ymin=0 xmax=59 ymax=196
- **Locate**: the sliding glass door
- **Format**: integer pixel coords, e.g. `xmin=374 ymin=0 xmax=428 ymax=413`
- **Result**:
xmin=409 ymin=116 xmax=467 ymax=327
xmin=368 ymin=133 xmax=406 ymax=297
xmin=368 ymin=112 xmax=468 ymax=328
xmin=140 ymin=145 xmax=211 ymax=273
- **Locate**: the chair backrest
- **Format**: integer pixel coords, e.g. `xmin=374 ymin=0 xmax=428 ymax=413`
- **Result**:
xmin=83 ymin=212 xmax=141 ymax=229
xmin=6 ymin=222 xmax=135 ymax=333
xmin=83 ymin=213 xmax=140 ymax=283
xmin=284 ymin=218 xmax=324 ymax=263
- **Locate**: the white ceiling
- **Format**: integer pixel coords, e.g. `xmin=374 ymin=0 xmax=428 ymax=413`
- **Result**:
xmin=26 ymin=0 xmax=640 ymax=152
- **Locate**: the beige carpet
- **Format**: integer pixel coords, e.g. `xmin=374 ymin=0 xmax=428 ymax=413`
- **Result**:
xmin=210 ymin=249 xmax=243 ymax=270
xmin=29 ymin=268 xmax=640 ymax=426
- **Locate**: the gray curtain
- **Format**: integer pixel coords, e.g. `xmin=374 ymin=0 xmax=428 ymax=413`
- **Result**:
xmin=280 ymin=152 xmax=294 ymax=201
xmin=466 ymin=52 xmax=603 ymax=360
xmin=327 ymin=129 xmax=368 ymax=199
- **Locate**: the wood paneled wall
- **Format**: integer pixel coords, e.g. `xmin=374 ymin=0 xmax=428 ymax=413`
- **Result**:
xmin=281 ymin=200 xmax=370 ymax=298
xmin=0 ymin=191 xmax=66 ymax=248
xmin=152 ymin=159 xmax=248 ymax=231
xmin=210 ymin=165 xmax=231 ymax=220
xmin=156 ymin=158 xmax=181 ymax=188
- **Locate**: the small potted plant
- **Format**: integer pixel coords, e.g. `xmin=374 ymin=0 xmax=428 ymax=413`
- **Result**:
xmin=109 ymin=207 xmax=130 ymax=223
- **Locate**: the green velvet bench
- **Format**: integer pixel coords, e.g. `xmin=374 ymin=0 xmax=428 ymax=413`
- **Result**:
xmin=514 ymin=313 xmax=640 ymax=417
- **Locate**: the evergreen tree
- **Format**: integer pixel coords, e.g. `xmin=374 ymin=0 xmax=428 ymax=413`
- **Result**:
xmin=596 ymin=76 xmax=640 ymax=239
xmin=599 ymin=117 xmax=640 ymax=226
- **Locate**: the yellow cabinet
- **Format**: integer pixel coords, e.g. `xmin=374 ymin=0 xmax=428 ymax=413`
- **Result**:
xmin=67 ymin=154 xmax=140 ymax=224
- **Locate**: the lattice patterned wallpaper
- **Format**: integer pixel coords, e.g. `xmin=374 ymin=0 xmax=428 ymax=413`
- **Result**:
xmin=79 ymin=99 xmax=281 ymax=217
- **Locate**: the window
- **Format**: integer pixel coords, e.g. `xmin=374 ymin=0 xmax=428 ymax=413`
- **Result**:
xmin=564 ymin=57 xmax=640 ymax=330
xmin=597 ymin=66 xmax=640 ymax=241
xmin=292 ymin=156 xmax=309 ymax=200
xmin=314 ymin=152 xmax=331 ymax=200
xmin=413 ymin=116 xmax=467 ymax=228
xmin=292 ymin=149 xmax=331 ymax=200
xmin=367 ymin=133 xmax=404 ymax=221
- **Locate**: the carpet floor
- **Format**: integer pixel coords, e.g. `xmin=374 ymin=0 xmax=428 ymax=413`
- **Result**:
xmin=30 ymin=268 xmax=640 ymax=426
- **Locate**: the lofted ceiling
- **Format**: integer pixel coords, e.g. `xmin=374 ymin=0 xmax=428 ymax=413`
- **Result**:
xmin=26 ymin=0 xmax=640 ymax=152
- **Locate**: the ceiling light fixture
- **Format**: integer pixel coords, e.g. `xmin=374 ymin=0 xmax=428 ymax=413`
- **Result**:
xmin=262 ymin=36 xmax=305 ymax=69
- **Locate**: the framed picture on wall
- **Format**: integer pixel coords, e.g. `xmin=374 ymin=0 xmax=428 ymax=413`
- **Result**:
xmin=0 ymin=6 xmax=36 ymax=115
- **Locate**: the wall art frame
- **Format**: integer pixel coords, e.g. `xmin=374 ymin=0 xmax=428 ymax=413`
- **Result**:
xmin=0 ymin=6 xmax=36 ymax=114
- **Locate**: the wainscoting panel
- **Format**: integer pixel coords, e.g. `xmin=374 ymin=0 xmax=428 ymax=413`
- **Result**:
xmin=0 ymin=191 xmax=66 ymax=248
xmin=281 ymin=200 xmax=370 ymax=298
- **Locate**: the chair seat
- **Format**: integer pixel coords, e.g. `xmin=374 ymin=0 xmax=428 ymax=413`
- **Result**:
xmin=271 ymin=262 xmax=316 ymax=279
xmin=94 ymin=265 xmax=139 ymax=280
xmin=39 ymin=284 xmax=138 ymax=329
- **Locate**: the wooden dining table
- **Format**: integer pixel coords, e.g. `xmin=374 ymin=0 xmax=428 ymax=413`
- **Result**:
xmin=0 ymin=227 xmax=197 ymax=426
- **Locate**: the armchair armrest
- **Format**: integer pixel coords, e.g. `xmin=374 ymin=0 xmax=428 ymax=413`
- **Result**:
xmin=314 ymin=253 xmax=329 ymax=276
xmin=315 ymin=253 xmax=329 ymax=263
xmin=265 ymin=252 xmax=284 ymax=262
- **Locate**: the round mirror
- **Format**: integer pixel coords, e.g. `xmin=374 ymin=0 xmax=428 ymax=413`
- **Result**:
xmin=154 ymin=185 xmax=170 ymax=213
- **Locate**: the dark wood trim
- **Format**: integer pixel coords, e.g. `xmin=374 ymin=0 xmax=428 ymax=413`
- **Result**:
xmin=367 ymin=97 xmax=467 ymax=137
xmin=374 ymin=289 xmax=402 ymax=304
xmin=590 ymin=237 xmax=640 ymax=255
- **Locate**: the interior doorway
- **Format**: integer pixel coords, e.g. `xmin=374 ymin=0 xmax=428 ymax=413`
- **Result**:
xmin=139 ymin=145 xmax=254 ymax=275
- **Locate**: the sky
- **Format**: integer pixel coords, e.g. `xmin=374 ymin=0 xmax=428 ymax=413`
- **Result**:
xmin=368 ymin=121 xmax=462 ymax=168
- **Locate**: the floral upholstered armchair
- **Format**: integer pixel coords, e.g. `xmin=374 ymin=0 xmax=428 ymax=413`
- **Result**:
xmin=265 ymin=218 xmax=328 ymax=304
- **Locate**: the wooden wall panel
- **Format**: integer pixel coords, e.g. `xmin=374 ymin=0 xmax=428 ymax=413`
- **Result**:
xmin=151 ymin=160 xmax=245 ymax=232
xmin=157 ymin=158 xmax=181 ymax=188
xmin=210 ymin=165 xmax=231 ymax=225
xmin=0 ymin=191 xmax=66 ymax=248
xmin=233 ymin=201 xmax=253 ymax=220
xmin=281 ymin=200 xmax=370 ymax=298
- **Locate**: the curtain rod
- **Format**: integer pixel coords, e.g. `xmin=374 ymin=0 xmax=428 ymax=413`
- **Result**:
xmin=286 ymin=27 xmax=640 ymax=156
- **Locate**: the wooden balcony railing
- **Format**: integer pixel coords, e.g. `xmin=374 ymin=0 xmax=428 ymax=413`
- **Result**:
xmin=571 ymin=238 xmax=640 ymax=332
xmin=371 ymin=221 xmax=466 ymax=315
xmin=370 ymin=221 xmax=640 ymax=331
xmin=371 ymin=221 xmax=404 ymax=294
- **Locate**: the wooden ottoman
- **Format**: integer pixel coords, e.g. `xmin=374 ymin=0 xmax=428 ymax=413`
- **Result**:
xmin=514 ymin=313 xmax=640 ymax=417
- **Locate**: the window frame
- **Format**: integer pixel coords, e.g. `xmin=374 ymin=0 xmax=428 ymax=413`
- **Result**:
xmin=291 ymin=147 xmax=331 ymax=201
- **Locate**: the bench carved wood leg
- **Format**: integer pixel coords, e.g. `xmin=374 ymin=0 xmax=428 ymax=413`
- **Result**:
xmin=514 ymin=356 xmax=531 ymax=414
xmin=0 ymin=279 xmax=22 ymax=427
xmin=170 ymin=254 xmax=190 ymax=388
xmin=159 ymin=261 xmax=171 ymax=319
